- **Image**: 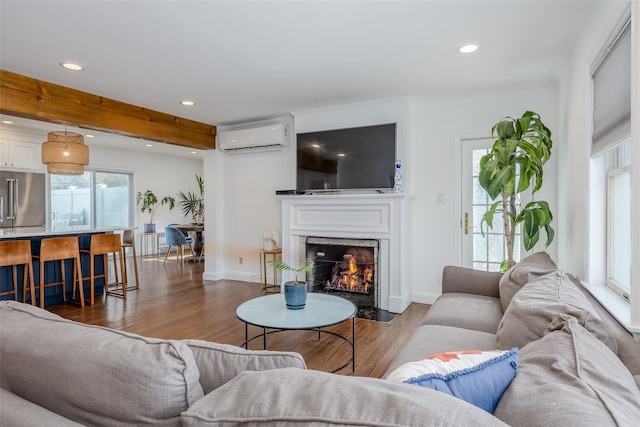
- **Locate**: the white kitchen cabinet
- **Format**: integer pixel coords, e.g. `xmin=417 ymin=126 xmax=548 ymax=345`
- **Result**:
xmin=0 ymin=139 xmax=44 ymax=171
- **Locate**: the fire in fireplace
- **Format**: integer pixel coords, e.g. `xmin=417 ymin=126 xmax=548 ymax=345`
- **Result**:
xmin=305 ymin=237 xmax=380 ymax=319
xmin=326 ymin=254 xmax=374 ymax=293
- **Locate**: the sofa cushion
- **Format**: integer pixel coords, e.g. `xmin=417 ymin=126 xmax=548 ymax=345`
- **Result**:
xmin=498 ymin=251 xmax=557 ymax=311
xmin=182 ymin=339 xmax=306 ymax=394
xmin=0 ymin=301 xmax=204 ymax=426
xmin=386 ymin=349 xmax=518 ymax=413
xmin=181 ymin=368 xmax=509 ymax=427
xmin=494 ymin=316 xmax=640 ymax=426
xmin=421 ymin=293 xmax=503 ymax=333
xmin=496 ymin=270 xmax=618 ymax=354
xmin=384 ymin=324 xmax=498 ymax=377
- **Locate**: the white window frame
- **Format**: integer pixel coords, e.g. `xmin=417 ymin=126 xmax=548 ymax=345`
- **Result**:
xmin=605 ymin=144 xmax=631 ymax=301
xmin=49 ymin=168 xmax=134 ymax=230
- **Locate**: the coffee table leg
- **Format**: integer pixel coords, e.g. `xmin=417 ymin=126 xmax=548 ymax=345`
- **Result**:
xmin=263 ymin=327 xmax=267 ymax=349
xmin=352 ymin=316 xmax=356 ymax=373
xmin=244 ymin=322 xmax=248 ymax=349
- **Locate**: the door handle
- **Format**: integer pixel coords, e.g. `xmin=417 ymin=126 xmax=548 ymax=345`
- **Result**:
xmin=7 ymin=178 xmax=17 ymax=220
xmin=464 ymin=212 xmax=472 ymax=235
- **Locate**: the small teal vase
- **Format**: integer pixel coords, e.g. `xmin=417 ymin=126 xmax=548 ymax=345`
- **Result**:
xmin=284 ymin=282 xmax=307 ymax=310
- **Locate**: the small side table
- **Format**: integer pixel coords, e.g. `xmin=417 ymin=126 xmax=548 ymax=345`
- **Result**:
xmin=259 ymin=248 xmax=282 ymax=293
xmin=140 ymin=232 xmax=159 ymax=256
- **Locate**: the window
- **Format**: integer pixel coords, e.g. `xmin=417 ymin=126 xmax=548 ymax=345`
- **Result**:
xmin=50 ymin=170 xmax=133 ymax=231
xmin=469 ymin=145 xmax=521 ymax=272
xmin=605 ymin=141 xmax=631 ymax=300
xmin=589 ymin=16 xmax=632 ymax=307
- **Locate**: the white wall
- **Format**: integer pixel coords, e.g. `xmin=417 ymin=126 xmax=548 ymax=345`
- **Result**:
xmin=203 ymin=101 xmax=412 ymax=283
xmin=203 ymin=117 xmax=294 ymax=282
xmin=204 ymin=93 xmax=560 ymax=307
xmin=411 ymin=86 xmax=559 ymax=303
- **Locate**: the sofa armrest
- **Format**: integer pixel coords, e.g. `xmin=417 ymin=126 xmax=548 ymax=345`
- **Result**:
xmin=182 ymin=339 xmax=306 ymax=394
xmin=442 ymin=265 xmax=502 ymax=298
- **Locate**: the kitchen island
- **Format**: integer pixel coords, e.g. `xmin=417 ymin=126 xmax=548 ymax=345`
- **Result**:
xmin=0 ymin=228 xmax=134 ymax=306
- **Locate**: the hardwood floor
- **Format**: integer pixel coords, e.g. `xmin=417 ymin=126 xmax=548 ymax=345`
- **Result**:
xmin=47 ymin=254 xmax=430 ymax=378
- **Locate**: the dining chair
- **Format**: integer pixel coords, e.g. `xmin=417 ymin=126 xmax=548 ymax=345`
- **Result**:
xmin=168 ymin=223 xmax=195 ymax=246
xmin=163 ymin=226 xmax=194 ymax=264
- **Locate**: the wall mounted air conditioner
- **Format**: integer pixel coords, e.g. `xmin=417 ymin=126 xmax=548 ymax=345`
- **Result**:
xmin=218 ymin=123 xmax=289 ymax=153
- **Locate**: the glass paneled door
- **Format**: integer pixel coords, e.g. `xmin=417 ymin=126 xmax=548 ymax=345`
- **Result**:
xmin=460 ymin=138 xmax=523 ymax=271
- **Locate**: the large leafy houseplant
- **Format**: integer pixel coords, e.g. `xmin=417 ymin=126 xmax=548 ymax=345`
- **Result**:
xmin=479 ymin=111 xmax=554 ymax=270
xmin=136 ymin=190 xmax=175 ymax=232
xmin=177 ymin=174 xmax=204 ymax=224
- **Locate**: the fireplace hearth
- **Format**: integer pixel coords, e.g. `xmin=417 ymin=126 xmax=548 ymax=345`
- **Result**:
xmin=305 ymin=237 xmax=395 ymax=321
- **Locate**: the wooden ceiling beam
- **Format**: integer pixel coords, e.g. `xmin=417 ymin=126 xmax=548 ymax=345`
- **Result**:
xmin=0 ymin=70 xmax=216 ymax=150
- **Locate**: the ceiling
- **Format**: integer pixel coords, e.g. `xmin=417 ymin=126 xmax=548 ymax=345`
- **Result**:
xmin=0 ymin=1 xmax=594 ymax=153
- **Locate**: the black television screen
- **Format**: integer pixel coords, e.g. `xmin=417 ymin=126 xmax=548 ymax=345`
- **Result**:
xmin=296 ymin=123 xmax=396 ymax=191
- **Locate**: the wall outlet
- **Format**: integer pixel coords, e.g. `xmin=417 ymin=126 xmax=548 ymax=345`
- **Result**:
xmin=239 ymin=257 xmax=243 ymax=265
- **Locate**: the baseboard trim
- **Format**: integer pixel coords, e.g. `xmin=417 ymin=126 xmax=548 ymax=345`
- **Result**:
xmin=411 ymin=290 xmax=440 ymax=305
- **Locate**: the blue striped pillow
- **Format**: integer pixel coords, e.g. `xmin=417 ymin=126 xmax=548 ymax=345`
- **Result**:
xmin=387 ymin=348 xmax=519 ymax=413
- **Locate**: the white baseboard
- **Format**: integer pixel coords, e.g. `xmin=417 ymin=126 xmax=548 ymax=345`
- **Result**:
xmin=203 ymin=271 xmax=260 ymax=283
xmin=411 ymin=290 xmax=441 ymax=305
xmin=202 ymin=271 xmax=223 ymax=281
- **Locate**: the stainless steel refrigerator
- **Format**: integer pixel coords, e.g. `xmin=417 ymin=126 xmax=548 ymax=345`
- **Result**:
xmin=0 ymin=171 xmax=46 ymax=233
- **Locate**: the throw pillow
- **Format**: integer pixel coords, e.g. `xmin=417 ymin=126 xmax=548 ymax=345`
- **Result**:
xmin=494 ymin=316 xmax=640 ymax=427
xmin=498 ymin=251 xmax=557 ymax=311
xmin=386 ymin=349 xmax=519 ymax=413
xmin=496 ymin=270 xmax=618 ymax=354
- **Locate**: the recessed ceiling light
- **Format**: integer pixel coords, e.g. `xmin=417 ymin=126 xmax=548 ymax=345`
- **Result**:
xmin=458 ymin=44 xmax=479 ymax=54
xmin=190 ymin=151 xmax=197 ymax=154
xmin=60 ymin=62 xmax=84 ymax=71
xmin=85 ymin=134 xmax=95 ymax=138
xmin=312 ymin=144 xmax=320 ymax=148
xmin=338 ymin=153 xmax=346 ymax=157
xmin=180 ymin=100 xmax=195 ymax=106
xmin=1 ymin=120 xmax=13 ymax=124
xmin=145 ymin=144 xmax=153 ymax=147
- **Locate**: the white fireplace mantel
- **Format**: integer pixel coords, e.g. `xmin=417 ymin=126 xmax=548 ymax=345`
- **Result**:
xmin=280 ymin=193 xmax=413 ymax=313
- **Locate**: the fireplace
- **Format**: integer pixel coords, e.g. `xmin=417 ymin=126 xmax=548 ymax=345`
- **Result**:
xmin=279 ymin=193 xmax=412 ymax=315
xmin=305 ymin=237 xmax=380 ymax=318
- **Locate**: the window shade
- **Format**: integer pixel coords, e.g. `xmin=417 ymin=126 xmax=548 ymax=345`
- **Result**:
xmin=592 ymin=22 xmax=631 ymax=157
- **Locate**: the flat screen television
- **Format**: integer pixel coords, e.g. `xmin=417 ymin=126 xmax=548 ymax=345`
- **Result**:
xmin=296 ymin=123 xmax=396 ymax=191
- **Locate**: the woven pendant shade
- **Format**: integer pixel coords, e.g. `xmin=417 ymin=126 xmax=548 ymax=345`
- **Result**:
xmin=41 ymin=131 xmax=89 ymax=175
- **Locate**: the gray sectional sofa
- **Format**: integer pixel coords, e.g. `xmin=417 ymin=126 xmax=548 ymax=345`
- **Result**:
xmin=1 ymin=252 xmax=639 ymax=426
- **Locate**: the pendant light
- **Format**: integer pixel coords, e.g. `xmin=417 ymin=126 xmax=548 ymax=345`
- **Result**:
xmin=41 ymin=130 xmax=89 ymax=175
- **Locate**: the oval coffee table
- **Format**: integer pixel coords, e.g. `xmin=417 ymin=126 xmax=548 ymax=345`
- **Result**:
xmin=236 ymin=293 xmax=357 ymax=373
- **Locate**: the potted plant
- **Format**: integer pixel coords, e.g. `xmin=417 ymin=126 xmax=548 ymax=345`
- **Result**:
xmin=177 ymin=174 xmax=204 ymax=224
xmin=268 ymin=259 xmax=314 ymax=310
xmin=479 ymin=111 xmax=554 ymax=270
xmin=136 ymin=190 xmax=175 ymax=233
